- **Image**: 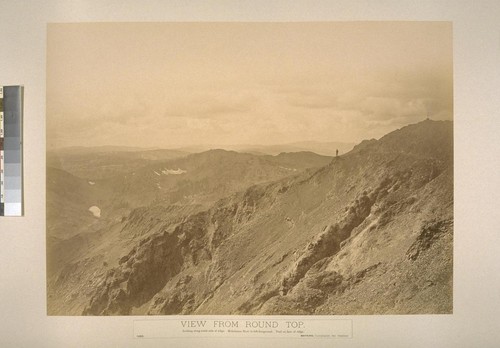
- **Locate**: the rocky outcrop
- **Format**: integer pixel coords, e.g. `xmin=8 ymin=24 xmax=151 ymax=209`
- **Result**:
xmin=83 ymin=212 xmax=211 ymax=315
xmin=406 ymin=219 xmax=453 ymax=261
xmin=280 ymin=176 xmax=395 ymax=295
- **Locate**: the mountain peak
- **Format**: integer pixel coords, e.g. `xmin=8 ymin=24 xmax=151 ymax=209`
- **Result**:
xmin=352 ymin=119 xmax=453 ymax=160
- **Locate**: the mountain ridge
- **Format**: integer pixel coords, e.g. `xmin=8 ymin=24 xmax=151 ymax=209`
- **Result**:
xmin=47 ymin=120 xmax=453 ymax=315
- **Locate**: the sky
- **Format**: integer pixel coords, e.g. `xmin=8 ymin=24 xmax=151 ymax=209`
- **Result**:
xmin=46 ymin=22 xmax=453 ymax=149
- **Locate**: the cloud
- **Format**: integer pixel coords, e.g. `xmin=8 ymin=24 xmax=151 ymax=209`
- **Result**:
xmin=161 ymin=90 xmax=258 ymax=119
xmin=277 ymin=69 xmax=451 ymax=122
xmin=248 ymin=68 xmax=452 ymax=145
xmin=47 ymin=22 xmax=452 ymax=149
xmin=285 ymin=90 xmax=339 ymax=110
xmin=359 ymin=96 xmax=424 ymax=119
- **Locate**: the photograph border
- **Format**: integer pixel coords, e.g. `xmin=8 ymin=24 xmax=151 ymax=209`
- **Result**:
xmin=0 ymin=1 xmax=499 ymax=347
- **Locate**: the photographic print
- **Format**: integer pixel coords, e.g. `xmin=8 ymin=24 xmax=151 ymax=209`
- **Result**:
xmin=46 ymin=22 xmax=453 ymax=315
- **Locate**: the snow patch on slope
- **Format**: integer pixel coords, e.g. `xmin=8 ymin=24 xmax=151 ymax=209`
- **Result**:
xmin=162 ymin=168 xmax=187 ymax=175
xmin=89 ymin=206 xmax=101 ymax=218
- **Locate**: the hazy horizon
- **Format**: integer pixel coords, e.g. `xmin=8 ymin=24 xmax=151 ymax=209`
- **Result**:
xmin=49 ymin=138 xmax=357 ymax=151
xmin=47 ymin=22 xmax=453 ymax=150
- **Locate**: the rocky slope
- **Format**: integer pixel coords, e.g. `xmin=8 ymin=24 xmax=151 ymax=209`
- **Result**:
xmin=46 ymin=149 xmax=332 ymax=314
xmin=47 ymin=120 xmax=453 ymax=315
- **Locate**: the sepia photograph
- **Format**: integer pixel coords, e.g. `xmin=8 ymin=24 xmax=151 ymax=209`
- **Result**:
xmin=46 ymin=22 xmax=453 ymax=316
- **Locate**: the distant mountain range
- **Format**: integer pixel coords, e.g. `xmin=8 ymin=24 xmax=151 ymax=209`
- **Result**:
xmin=46 ymin=120 xmax=453 ymax=316
xmin=48 ymin=140 xmax=353 ymax=180
xmin=174 ymin=141 xmax=355 ymax=156
xmin=52 ymin=140 xmax=355 ymax=158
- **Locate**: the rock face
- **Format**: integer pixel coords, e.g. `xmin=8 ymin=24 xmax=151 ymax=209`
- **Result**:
xmin=47 ymin=120 xmax=453 ymax=315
